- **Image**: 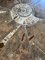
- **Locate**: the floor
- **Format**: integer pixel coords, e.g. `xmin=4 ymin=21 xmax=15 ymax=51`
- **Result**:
xmin=0 ymin=12 xmax=45 ymax=60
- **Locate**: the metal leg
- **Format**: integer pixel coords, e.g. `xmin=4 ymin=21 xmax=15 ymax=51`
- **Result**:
xmin=1 ymin=25 xmax=21 ymax=46
xmin=23 ymin=25 xmax=29 ymax=40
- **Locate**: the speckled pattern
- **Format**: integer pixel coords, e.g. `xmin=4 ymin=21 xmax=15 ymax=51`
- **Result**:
xmin=0 ymin=12 xmax=45 ymax=60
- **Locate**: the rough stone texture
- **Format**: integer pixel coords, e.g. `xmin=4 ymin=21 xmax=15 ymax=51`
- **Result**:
xmin=0 ymin=13 xmax=45 ymax=60
xmin=0 ymin=0 xmax=20 ymax=9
